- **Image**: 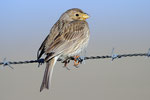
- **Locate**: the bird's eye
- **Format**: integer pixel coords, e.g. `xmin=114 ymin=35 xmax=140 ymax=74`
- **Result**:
xmin=75 ymin=14 xmax=79 ymax=16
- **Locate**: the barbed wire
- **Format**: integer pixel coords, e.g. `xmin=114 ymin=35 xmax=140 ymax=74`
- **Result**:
xmin=0 ymin=48 xmax=150 ymax=69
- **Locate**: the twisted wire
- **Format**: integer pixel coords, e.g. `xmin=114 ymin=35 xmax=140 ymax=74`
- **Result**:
xmin=0 ymin=53 xmax=149 ymax=66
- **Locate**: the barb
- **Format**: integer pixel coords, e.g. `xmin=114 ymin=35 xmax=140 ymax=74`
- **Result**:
xmin=111 ymin=48 xmax=118 ymax=61
xmin=2 ymin=58 xmax=14 ymax=69
xmin=147 ymin=48 xmax=150 ymax=57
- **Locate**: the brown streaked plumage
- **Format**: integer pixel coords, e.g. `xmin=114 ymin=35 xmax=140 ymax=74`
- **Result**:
xmin=37 ymin=8 xmax=90 ymax=92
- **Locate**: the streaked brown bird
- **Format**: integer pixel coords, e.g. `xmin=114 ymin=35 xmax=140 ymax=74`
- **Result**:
xmin=37 ymin=8 xmax=90 ymax=92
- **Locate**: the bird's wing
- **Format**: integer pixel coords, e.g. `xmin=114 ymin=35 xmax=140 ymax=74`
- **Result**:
xmin=37 ymin=20 xmax=66 ymax=59
xmin=44 ymin=20 xmax=89 ymax=61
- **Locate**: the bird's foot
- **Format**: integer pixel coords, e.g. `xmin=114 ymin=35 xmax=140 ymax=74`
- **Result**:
xmin=74 ymin=55 xmax=80 ymax=67
xmin=73 ymin=55 xmax=84 ymax=67
xmin=62 ymin=59 xmax=70 ymax=70
xmin=63 ymin=66 xmax=71 ymax=70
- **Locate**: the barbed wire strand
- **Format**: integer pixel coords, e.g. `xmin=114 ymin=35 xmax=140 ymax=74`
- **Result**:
xmin=0 ymin=48 xmax=150 ymax=68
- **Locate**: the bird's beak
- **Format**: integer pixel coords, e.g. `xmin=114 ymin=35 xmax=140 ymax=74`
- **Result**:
xmin=81 ymin=13 xmax=90 ymax=20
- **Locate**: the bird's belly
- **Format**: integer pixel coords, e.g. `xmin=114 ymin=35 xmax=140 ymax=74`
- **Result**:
xmin=63 ymin=36 xmax=89 ymax=57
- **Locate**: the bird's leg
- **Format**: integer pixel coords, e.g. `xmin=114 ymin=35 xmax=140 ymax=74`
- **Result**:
xmin=73 ymin=55 xmax=80 ymax=67
xmin=63 ymin=59 xmax=70 ymax=70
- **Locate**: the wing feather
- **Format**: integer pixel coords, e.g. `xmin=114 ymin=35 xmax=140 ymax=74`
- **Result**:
xmin=37 ymin=20 xmax=66 ymax=59
xmin=37 ymin=35 xmax=49 ymax=59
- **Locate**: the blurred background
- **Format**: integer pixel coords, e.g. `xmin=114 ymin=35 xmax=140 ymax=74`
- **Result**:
xmin=0 ymin=0 xmax=150 ymax=100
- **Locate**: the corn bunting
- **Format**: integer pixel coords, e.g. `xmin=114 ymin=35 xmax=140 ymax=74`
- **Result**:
xmin=37 ymin=8 xmax=90 ymax=92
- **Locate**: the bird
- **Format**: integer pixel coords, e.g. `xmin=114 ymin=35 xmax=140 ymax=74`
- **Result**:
xmin=37 ymin=8 xmax=90 ymax=92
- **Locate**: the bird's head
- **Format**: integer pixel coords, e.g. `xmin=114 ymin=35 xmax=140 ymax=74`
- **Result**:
xmin=60 ymin=8 xmax=90 ymax=21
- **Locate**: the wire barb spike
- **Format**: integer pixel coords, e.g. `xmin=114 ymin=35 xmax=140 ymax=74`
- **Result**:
xmin=37 ymin=59 xmax=45 ymax=67
xmin=111 ymin=48 xmax=118 ymax=61
xmin=147 ymin=48 xmax=150 ymax=57
xmin=3 ymin=58 xmax=14 ymax=69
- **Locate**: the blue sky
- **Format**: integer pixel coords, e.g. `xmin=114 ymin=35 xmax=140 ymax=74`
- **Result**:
xmin=0 ymin=0 xmax=150 ymax=55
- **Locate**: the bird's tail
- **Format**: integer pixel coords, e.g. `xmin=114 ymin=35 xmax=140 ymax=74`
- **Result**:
xmin=40 ymin=57 xmax=58 ymax=92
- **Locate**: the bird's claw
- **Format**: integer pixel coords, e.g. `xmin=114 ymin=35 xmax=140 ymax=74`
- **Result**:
xmin=73 ymin=56 xmax=84 ymax=67
xmin=63 ymin=66 xmax=71 ymax=70
xmin=62 ymin=59 xmax=71 ymax=70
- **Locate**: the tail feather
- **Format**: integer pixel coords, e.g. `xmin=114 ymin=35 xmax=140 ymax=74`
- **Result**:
xmin=40 ymin=57 xmax=58 ymax=92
